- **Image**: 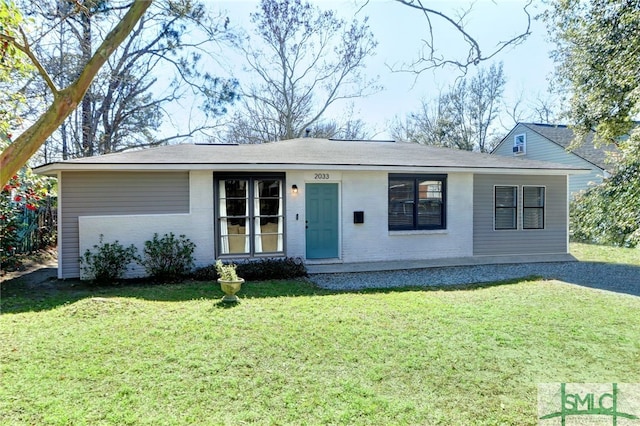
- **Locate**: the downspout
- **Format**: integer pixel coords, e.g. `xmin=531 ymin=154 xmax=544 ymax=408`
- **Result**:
xmin=56 ymin=171 xmax=63 ymax=279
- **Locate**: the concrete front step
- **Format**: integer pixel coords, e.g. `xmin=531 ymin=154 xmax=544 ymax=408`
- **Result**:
xmin=306 ymin=253 xmax=577 ymax=274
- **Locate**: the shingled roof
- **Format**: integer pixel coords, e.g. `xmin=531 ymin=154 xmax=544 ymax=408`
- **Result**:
xmin=35 ymin=138 xmax=588 ymax=175
xmin=519 ymin=123 xmax=617 ymax=172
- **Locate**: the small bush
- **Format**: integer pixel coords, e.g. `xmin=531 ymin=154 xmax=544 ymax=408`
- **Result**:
xmin=141 ymin=233 xmax=196 ymax=282
xmin=193 ymin=258 xmax=307 ymax=282
xmin=80 ymin=235 xmax=138 ymax=284
xmin=236 ymin=257 xmax=307 ymax=281
xmin=191 ymin=264 xmax=217 ymax=281
xmin=215 ymin=259 xmax=240 ymax=281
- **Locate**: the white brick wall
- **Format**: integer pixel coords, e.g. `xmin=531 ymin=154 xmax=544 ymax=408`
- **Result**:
xmin=78 ymin=169 xmax=475 ymax=278
xmin=285 ymin=170 xmax=474 ymax=263
xmin=284 ymin=170 xmax=308 ymax=259
xmin=78 ymin=171 xmax=215 ymax=279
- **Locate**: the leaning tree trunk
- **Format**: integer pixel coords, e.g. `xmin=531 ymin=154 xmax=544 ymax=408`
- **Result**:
xmin=0 ymin=0 xmax=153 ymax=185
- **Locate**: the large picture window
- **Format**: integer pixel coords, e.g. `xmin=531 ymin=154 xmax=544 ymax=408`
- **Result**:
xmin=217 ymin=175 xmax=284 ymax=256
xmin=389 ymin=174 xmax=446 ymax=230
xmin=523 ymin=186 xmax=545 ymax=229
xmin=495 ymin=186 xmax=518 ymax=230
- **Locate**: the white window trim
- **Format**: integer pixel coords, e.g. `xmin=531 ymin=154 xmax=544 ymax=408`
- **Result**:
xmin=513 ymin=133 xmax=526 ymax=156
xmin=389 ymin=229 xmax=448 ymax=236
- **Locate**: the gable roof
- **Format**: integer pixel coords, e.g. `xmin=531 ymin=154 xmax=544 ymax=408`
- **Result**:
xmin=514 ymin=123 xmax=616 ymax=172
xmin=35 ymin=138 xmax=589 ymax=176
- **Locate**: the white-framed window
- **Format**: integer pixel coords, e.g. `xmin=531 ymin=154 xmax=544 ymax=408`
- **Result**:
xmin=513 ymin=133 xmax=526 ymax=155
xmin=217 ymin=175 xmax=284 ymax=256
xmin=494 ymin=186 xmax=518 ymax=230
xmin=523 ymin=186 xmax=545 ymax=229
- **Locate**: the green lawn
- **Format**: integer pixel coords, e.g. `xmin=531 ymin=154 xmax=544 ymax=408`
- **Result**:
xmin=570 ymin=241 xmax=640 ymax=265
xmin=1 ymin=246 xmax=639 ymax=425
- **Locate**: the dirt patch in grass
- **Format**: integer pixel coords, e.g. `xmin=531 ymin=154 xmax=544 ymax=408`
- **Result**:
xmin=1 ymin=248 xmax=58 ymax=280
xmin=0 ymin=250 xmax=87 ymax=313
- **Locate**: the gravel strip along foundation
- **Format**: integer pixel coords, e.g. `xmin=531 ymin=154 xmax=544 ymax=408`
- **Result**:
xmin=310 ymin=262 xmax=640 ymax=296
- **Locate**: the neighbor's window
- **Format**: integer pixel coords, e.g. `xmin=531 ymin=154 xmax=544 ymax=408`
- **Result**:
xmin=513 ymin=133 xmax=526 ymax=155
xmin=388 ymin=174 xmax=446 ymax=230
xmin=495 ymin=186 xmax=518 ymax=230
xmin=523 ymin=186 xmax=545 ymax=229
xmin=218 ymin=176 xmax=284 ymax=255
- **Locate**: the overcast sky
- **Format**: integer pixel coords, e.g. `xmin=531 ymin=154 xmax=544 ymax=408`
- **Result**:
xmin=177 ymin=0 xmax=557 ymax=140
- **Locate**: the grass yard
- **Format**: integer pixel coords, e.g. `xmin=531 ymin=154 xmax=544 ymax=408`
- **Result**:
xmin=1 ymin=245 xmax=639 ymax=425
xmin=570 ymin=241 xmax=640 ymax=265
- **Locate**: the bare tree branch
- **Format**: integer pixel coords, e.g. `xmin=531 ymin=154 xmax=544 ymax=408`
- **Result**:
xmin=394 ymin=0 xmax=532 ymax=74
xmin=222 ymin=0 xmax=379 ymax=144
xmin=0 ymin=27 xmax=59 ymax=93
xmin=21 ymin=0 xmax=238 ymax=160
xmin=1 ymin=0 xmax=152 ymax=184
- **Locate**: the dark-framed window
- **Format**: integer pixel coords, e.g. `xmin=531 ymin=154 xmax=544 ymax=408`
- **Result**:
xmin=216 ymin=173 xmax=284 ymax=256
xmin=495 ymin=186 xmax=518 ymax=230
xmin=523 ymin=186 xmax=545 ymax=229
xmin=388 ymin=174 xmax=446 ymax=230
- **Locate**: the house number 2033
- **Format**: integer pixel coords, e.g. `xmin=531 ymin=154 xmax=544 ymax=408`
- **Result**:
xmin=314 ymin=173 xmax=330 ymax=180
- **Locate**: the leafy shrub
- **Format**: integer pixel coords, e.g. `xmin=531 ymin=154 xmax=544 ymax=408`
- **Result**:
xmin=1 ymin=169 xmax=56 ymax=270
xmin=236 ymin=257 xmax=307 ymax=281
xmin=215 ymin=259 xmax=240 ymax=281
xmin=141 ymin=233 xmax=196 ymax=282
xmin=193 ymin=258 xmax=307 ymax=282
xmin=80 ymin=235 xmax=138 ymax=284
xmin=191 ymin=264 xmax=217 ymax=281
xmin=570 ymin=159 xmax=640 ymax=248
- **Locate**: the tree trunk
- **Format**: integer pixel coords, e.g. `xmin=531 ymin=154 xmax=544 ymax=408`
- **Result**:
xmin=81 ymin=9 xmax=94 ymax=157
xmin=0 ymin=0 xmax=152 ymax=185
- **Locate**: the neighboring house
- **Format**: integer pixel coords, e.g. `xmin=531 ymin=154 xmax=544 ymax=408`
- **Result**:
xmin=492 ymin=123 xmax=617 ymax=197
xmin=34 ymin=138 xmax=588 ymax=279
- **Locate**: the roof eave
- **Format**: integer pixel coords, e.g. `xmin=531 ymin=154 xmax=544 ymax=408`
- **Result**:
xmin=34 ymin=162 xmax=589 ymax=176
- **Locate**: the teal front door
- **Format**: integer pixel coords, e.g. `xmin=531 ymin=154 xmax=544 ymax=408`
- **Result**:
xmin=305 ymin=183 xmax=339 ymax=259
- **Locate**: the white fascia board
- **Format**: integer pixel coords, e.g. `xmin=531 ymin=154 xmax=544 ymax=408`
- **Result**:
xmin=34 ymin=162 xmax=590 ymax=176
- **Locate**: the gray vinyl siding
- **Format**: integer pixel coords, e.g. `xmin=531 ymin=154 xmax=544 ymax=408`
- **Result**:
xmin=473 ymin=174 xmax=567 ymax=256
xmin=60 ymin=171 xmax=189 ymax=278
xmin=494 ymin=125 xmax=605 ymax=196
